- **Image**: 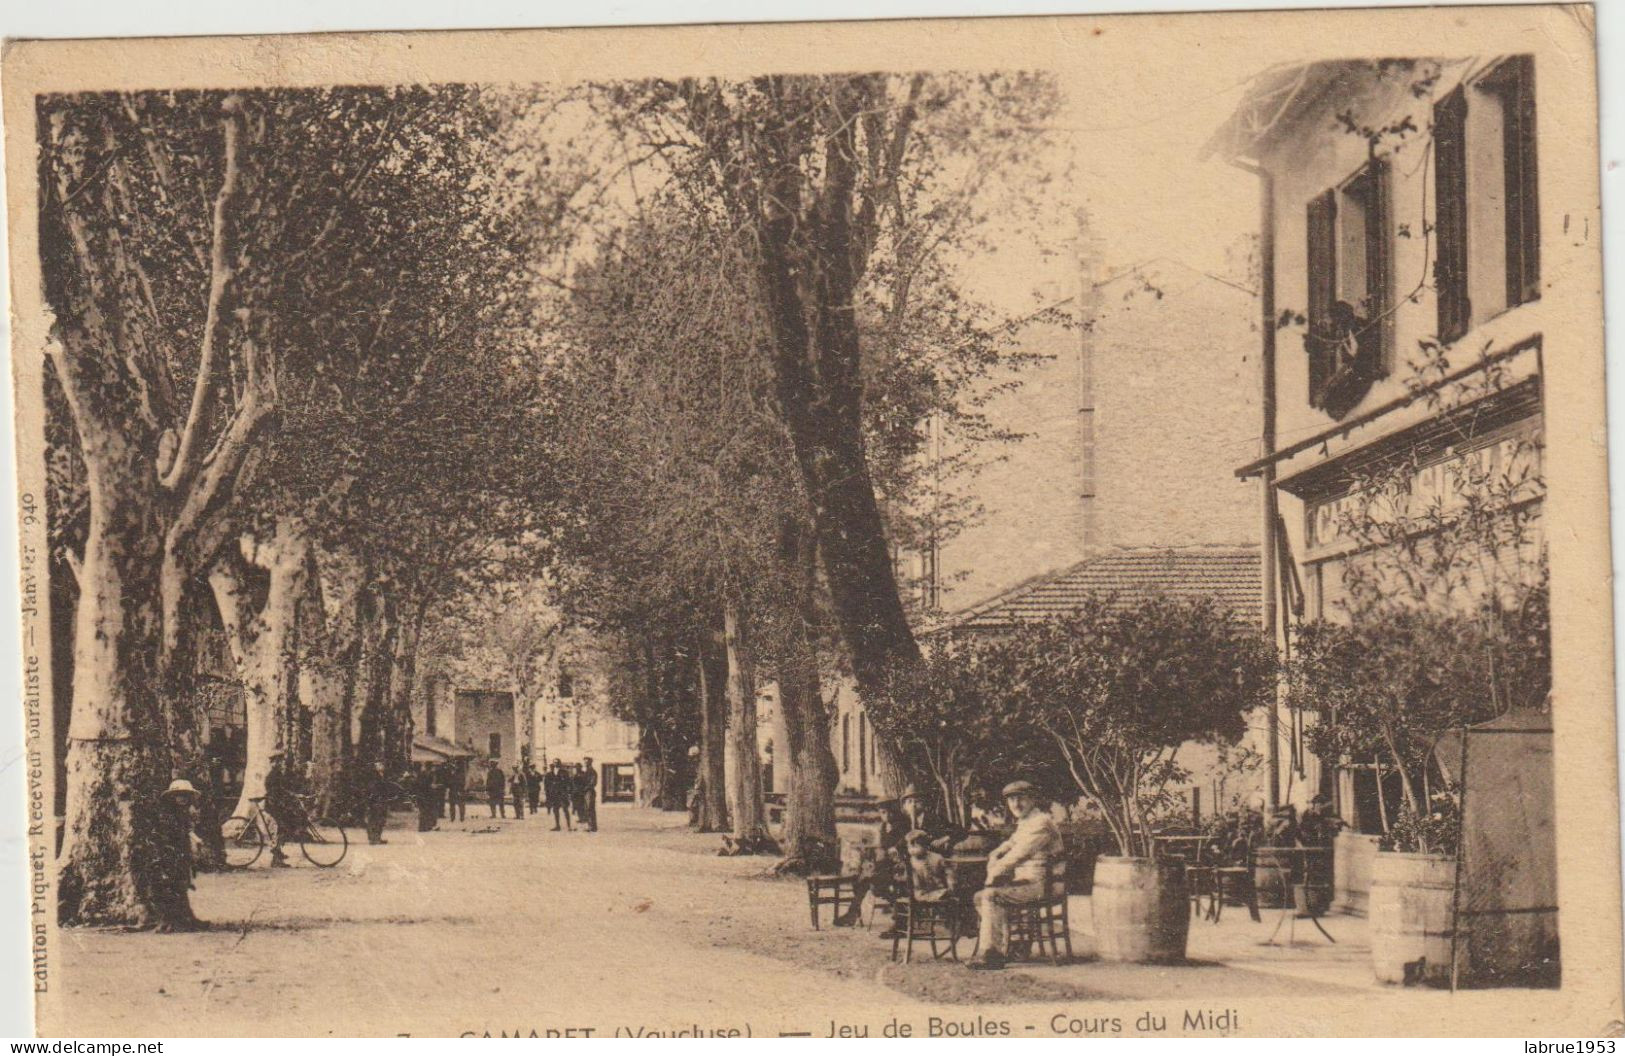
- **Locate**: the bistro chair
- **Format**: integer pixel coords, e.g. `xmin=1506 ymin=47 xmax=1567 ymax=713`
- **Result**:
xmin=1004 ymin=860 xmax=1074 ymax=966
xmin=1210 ymin=865 xmax=1262 ymax=923
xmin=891 ymin=866 xmax=962 ymax=964
xmin=806 ymin=874 xmax=862 ymax=930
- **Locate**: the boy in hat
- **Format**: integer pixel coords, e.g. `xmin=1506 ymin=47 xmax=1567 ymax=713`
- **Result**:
xmin=969 ymin=780 xmax=1063 ymax=970
xmin=904 ymin=830 xmax=951 ymax=900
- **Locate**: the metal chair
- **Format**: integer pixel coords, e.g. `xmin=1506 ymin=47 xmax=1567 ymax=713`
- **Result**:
xmin=1004 ymin=861 xmax=1074 ymax=966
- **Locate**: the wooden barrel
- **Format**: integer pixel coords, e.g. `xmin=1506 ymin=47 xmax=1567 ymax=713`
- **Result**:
xmin=1090 ymin=857 xmax=1189 ymax=963
xmin=1252 ymin=846 xmax=1296 ymax=909
xmin=1333 ymin=831 xmax=1381 ymax=917
xmin=1369 ymin=851 xmax=1456 ymax=985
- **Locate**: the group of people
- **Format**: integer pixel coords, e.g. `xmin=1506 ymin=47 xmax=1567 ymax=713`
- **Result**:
xmin=832 ymin=779 xmax=1066 ymax=972
xmin=1204 ymin=792 xmax=1344 ymax=867
xmin=407 ymin=758 xmax=600 ymax=832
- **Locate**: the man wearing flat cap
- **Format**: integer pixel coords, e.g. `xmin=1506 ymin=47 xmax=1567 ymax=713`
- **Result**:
xmin=969 ymin=780 xmax=1063 ymax=970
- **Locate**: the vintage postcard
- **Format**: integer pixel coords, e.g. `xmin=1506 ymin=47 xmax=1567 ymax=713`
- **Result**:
xmin=3 ymin=2 xmax=1616 ymax=1038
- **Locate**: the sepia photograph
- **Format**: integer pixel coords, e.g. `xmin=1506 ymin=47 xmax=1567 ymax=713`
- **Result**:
xmin=1 ymin=2 xmax=1616 ymax=1038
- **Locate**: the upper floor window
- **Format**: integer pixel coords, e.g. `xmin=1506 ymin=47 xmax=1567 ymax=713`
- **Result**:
xmin=1481 ymin=55 xmax=1540 ymax=309
xmin=1433 ymin=86 xmax=1470 ymax=343
xmin=1433 ymin=59 xmax=1540 ymax=342
xmin=558 ymin=671 xmax=574 ymax=699
xmin=1305 ymin=157 xmax=1392 ymax=418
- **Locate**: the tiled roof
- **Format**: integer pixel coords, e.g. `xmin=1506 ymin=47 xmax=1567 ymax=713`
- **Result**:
xmin=934 ymin=546 xmax=1263 ymax=632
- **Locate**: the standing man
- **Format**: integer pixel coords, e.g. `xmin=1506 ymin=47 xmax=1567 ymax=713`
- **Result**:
xmin=547 ymin=762 xmax=573 ymax=831
xmin=262 ymin=750 xmax=299 ymax=868
xmin=528 ymin=762 xmax=543 ymax=814
xmin=414 ymin=766 xmax=439 ymax=832
xmin=968 ymin=781 xmax=1063 ymax=971
xmin=485 ymin=760 xmax=507 ymax=819
xmin=510 ymin=765 xmax=527 ymax=820
xmin=578 ymin=757 xmax=599 ymax=833
xmin=445 ymin=763 xmax=467 ymax=823
xmin=364 ymin=762 xmax=396 ymax=846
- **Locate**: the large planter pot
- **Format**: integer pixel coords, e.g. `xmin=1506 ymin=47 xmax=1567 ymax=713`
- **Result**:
xmin=1369 ymin=851 xmax=1457 ymax=986
xmin=1252 ymin=846 xmax=1295 ymax=909
xmin=1091 ymin=856 xmax=1189 ymax=964
xmin=1333 ymin=831 xmax=1381 ymax=917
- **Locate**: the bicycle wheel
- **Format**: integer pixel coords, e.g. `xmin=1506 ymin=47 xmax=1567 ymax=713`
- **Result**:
xmin=300 ymin=819 xmax=349 ymax=867
xmin=222 ymin=816 xmax=265 ymax=869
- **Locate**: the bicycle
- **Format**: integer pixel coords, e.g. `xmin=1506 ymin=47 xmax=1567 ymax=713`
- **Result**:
xmin=222 ymin=794 xmax=349 ymax=869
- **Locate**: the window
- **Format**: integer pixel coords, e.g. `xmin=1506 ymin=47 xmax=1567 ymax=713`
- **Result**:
xmin=1305 ymin=189 xmax=1338 ymax=402
xmin=488 ymin=732 xmax=502 ymax=758
xmin=841 ymin=715 xmax=851 ymax=774
xmin=858 ymin=713 xmax=868 ymax=789
xmin=1304 ymin=158 xmax=1392 ymax=418
xmin=1482 ymin=55 xmax=1539 ymax=307
xmin=1433 ymin=86 xmax=1470 ymax=342
xmin=558 ymin=672 xmax=574 ymax=699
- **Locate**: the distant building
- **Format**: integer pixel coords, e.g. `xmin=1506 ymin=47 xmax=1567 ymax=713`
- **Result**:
xmin=533 ymin=641 xmax=641 ymax=803
xmin=826 ymin=255 xmax=1262 ymax=799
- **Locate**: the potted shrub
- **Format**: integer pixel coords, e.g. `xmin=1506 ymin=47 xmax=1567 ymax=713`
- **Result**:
xmin=1009 ymin=594 xmax=1276 ymax=963
xmin=867 ymin=633 xmax=1074 ymax=836
xmin=1288 ymin=586 xmax=1548 ymax=985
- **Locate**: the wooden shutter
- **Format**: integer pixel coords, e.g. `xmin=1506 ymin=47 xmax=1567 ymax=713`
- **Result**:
xmin=1361 ymin=156 xmax=1392 ymax=375
xmin=1504 ymin=55 xmax=1540 ymax=306
xmin=1305 ymin=189 xmax=1338 ymax=407
xmin=1433 ymin=87 xmax=1470 ymax=342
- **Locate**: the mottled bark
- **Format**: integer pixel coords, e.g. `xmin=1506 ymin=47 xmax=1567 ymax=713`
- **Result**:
xmin=776 ymin=521 xmax=839 ymax=867
xmin=693 ymin=628 xmax=730 ymax=832
xmin=306 ymin=545 xmax=364 ymax=818
xmin=54 ymin=436 xmax=185 ymax=927
xmin=210 ymin=521 xmax=310 ymax=820
xmin=722 ymin=600 xmax=766 ymax=843
xmin=44 ymin=95 xmax=266 ymax=927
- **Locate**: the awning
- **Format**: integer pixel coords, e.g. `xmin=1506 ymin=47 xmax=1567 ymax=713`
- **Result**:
xmin=413 ymin=735 xmax=476 ymax=760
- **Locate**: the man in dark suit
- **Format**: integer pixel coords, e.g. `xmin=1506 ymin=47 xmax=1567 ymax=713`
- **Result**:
xmin=485 ymin=761 xmax=507 ymax=819
xmin=578 ymin=759 xmax=599 ymax=832
xmin=546 ymin=762 xmax=573 ymax=831
xmin=364 ymin=762 xmax=396 ymax=846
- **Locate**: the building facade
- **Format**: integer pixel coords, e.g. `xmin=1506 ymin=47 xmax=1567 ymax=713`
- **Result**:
xmin=532 ymin=637 xmax=641 ymax=802
xmin=1212 ymin=56 xmax=1551 ymax=821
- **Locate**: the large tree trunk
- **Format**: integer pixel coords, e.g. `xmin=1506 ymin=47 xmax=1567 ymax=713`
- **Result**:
xmin=722 ymin=600 xmax=766 ymax=844
xmin=211 ymin=523 xmax=310 ymax=821
xmin=776 ymin=521 xmax=839 ymax=868
xmin=385 ymin=601 xmax=425 ymax=774
xmin=693 ymin=627 xmax=730 ymax=832
xmin=56 ymin=446 xmax=189 ymax=928
xmin=355 ymin=588 xmax=397 ymax=772
xmin=307 ymin=545 xmax=364 ymax=819
xmin=749 ymin=82 xmax=920 ymax=793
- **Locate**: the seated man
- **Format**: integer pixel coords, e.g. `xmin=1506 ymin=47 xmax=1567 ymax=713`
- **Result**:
xmin=968 ymin=780 xmax=1063 ymax=971
xmin=832 ymin=798 xmax=910 ymax=930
